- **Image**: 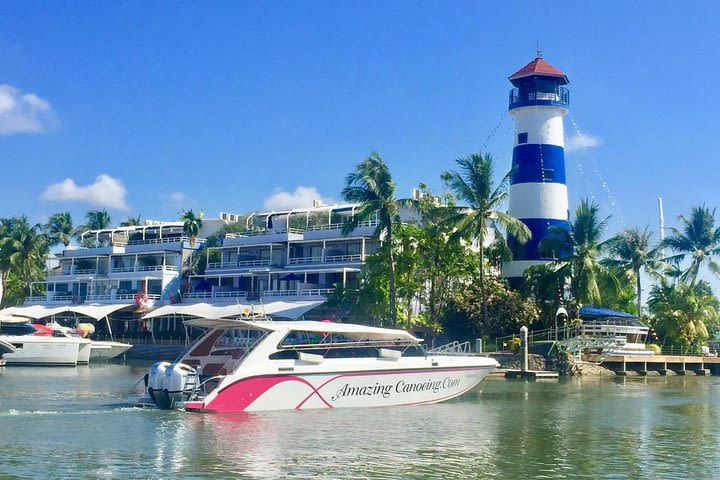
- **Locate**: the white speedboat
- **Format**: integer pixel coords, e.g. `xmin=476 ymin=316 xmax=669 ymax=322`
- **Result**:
xmin=137 ymin=319 xmax=498 ymax=412
xmin=43 ymin=323 xmax=93 ymax=364
xmin=89 ymin=340 xmax=132 ymax=361
xmin=0 ymin=339 xmax=16 ymax=366
xmin=0 ymin=334 xmax=84 ymax=366
xmin=0 ymin=316 xmax=84 ymax=366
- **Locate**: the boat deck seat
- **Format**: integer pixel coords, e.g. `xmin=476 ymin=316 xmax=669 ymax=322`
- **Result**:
xmin=201 ymin=363 xmax=227 ymax=376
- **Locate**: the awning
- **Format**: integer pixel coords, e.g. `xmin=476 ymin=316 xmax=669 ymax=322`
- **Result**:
xmin=3 ymin=305 xmax=74 ymax=319
xmin=141 ymin=303 xmax=226 ymax=320
xmin=66 ymin=303 xmax=133 ymax=320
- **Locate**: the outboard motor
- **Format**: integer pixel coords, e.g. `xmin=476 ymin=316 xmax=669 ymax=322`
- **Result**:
xmin=147 ymin=361 xmax=172 ymax=409
xmin=163 ymin=363 xmax=198 ymax=408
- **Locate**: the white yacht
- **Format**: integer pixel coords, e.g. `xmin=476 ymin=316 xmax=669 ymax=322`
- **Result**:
xmin=44 ymin=322 xmax=131 ymax=362
xmin=44 ymin=323 xmax=93 ymax=364
xmin=137 ymin=319 xmax=498 ymax=412
xmin=0 ymin=315 xmax=85 ymax=366
xmin=89 ymin=340 xmax=132 ymax=361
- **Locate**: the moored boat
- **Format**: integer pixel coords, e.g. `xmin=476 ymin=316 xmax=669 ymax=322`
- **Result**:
xmin=136 ymin=319 xmax=498 ymax=412
xmin=89 ymin=340 xmax=133 ymax=361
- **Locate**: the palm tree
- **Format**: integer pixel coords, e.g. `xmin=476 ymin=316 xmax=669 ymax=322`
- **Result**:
xmin=0 ymin=216 xmax=49 ymax=298
xmin=540 ymin=198 xmax=613 ymax=305
xmin=75 ymin=209 xmax=112 ymax=243
xmin=648 ymin=280 xmax=719 ymax=353
xmin=609 ymin=226 xmax=662 ymax=321
xmin=662 ymin=205 xmax=720 ymax=284
xmin=341 ymin=152 xmax=401 ymax=326
xmin=44 ymin=212 xmax=74 ymax=247
xmin=181 ymin=209 xmax=204 ymax=246
xmin=120 ymin=215 xmax=142 ymax=227
xmin=440 ymin=152 xmax=531 ymax=325
xmin=84 ymin=209 xmax=112 ymax=230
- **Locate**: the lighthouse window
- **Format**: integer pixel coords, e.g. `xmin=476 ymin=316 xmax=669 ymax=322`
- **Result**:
xmin=542 ymin=169 xmax=555 ymax=181
xmin=517 ymin=132 xmax=528 ymax=144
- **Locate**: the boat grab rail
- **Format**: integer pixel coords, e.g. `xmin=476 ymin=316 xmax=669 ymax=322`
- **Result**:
xmin=427 ymin=341 xmax=474 ymax=356
xmin=186 ymin=375 xmax=226 ymax=402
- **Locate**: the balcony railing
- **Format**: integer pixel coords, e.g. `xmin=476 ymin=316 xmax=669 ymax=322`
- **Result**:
xmin=183 ymin=291 xmax=248 ymax=300
xmin=85 ymin=293 xmax=161 ymax=301
xmin=324 ymin=254 xmax=362 ymax=263
xmin=304 ymin=219 xmax=379 ymax=232
xmin=24 ymin=295 xmax=74 ymax=304
xmin=509 ymin=87 xmax=569 ymax=108
xmin=110 ymin=265 xmax=177 ymax=273
xmin=225 ymin=228 xmax=304 ymax=239
xmin=126 ymin=236 xmax=200 ymax=246
xmin=49 ymin=268 xmax=100 ymax=277
xmin=288 ymin=254 xmax=362 ymax=265
xmin=207 ymin=259 xmax=271 ymax=270
xmin=287 ymin=256 xmax=323 ymax=265
xmin=262 ymin=288 xmax=335 ymax=297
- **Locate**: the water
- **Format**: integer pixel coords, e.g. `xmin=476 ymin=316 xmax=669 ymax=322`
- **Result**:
xmin=1 ymin=363 xmax=718 ymax=479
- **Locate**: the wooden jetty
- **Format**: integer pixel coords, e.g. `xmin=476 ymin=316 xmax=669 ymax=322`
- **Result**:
xmin=598 ymin=354 xmax=720 ymax=376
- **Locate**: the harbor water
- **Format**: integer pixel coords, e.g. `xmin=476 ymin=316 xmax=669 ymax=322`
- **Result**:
xmin=1 ymin=363 xmax=718 ymax=479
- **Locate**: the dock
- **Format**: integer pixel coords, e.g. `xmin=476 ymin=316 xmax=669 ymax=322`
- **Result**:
xmin=597 ymin=354 xmax=720 ymax=376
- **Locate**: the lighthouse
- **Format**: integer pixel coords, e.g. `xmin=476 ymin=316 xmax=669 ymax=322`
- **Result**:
xmin=502 ymin=54 xmax=571 ymax=285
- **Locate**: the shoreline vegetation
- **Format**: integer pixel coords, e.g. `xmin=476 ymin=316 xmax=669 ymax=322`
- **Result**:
xmin=2 ymin=152 xmax=719 ymax=360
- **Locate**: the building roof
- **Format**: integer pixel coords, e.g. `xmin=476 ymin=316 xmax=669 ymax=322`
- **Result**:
xmin=509 ymin=55 xmax=568 ymax=84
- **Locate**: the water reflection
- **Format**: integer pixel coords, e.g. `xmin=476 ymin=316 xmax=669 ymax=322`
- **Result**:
xmin=1 ymin=366 xmax=719 ymax=479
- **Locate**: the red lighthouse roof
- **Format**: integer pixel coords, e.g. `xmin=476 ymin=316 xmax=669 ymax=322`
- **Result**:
xmin=509 ymin=55 xmax=568 ymax=84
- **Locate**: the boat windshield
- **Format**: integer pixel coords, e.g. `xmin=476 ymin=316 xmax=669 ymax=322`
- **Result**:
xmin=271 ymin=329 xmax=424 ymax=359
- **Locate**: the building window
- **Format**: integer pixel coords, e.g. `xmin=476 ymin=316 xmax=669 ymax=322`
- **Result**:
xmin=542 ymin=169 xmax=555 ymax=181
xmin=518 ymin=132 xmax=528 ymax=144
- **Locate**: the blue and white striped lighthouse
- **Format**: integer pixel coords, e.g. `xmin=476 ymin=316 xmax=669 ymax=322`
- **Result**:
xmin=502 ymin=54 xmax=571 ymax=284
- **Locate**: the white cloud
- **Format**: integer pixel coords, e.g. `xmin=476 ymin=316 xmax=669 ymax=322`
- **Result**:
xmin=263 ymin=186 xmax=335 ymax=210
xmin=41 ymin=174 xmax=129 ymax=211
xmin=163 ymin=191 xmax=191 ymax=206
xmin=565 ymin=133 xmax=601 ymax=152
xmin=0 ymin=84 xmax=55 ymax=135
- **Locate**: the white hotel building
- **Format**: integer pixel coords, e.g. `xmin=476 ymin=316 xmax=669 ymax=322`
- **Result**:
xmin=18 ymin=203 xmax=391 ymax=339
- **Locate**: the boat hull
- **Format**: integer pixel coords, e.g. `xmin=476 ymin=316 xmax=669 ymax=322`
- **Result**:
xmin=185 ymin=364 xmax=495 ymax=412
xmin=0 ymin=336 xmax=81 ymax=366
xmin=89 ymin=341 xmax=133 ymax=361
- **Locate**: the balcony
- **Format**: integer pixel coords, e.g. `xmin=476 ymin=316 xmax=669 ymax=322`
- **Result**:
xmin=24 ymin=295 xmax=74 ymax=305
xmin=85 ymin=293 xmax=160 ymax=302
xmin=47 ymin=268 xmax=101 ymax=279
xmin=222 ymin=228 xmax=304 ymax=246
xmin=124 ymin=236 xmax=203 ymax=253
xmin=303 ymin=219 xmax=379 ymax=240
xmin=60 ymin=245 xmax=125 ymax=258
xmin=182 ymin=290 xmax=248 ymax=302
xmin=509 ymin=87 xmax=569 ymax=110
xmin=262 ymin=288 xmax=334 ymax=298
xmin=205 ymin=259 xmax=271 ymax=272
xmin=287 ymin=254 xmax=362 ymax=267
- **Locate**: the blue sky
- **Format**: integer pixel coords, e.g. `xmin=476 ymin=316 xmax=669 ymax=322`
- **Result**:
xmin=0 ymin=0 xmax=718 ymax=245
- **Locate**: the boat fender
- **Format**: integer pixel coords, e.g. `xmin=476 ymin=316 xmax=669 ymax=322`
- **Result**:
xmin=147 ymin=361 xmax=172 ymax=409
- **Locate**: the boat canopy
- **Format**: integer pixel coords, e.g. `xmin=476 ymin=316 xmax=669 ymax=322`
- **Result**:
xmin=141 ymin=300 xmax=324 ymax=321
xmin=0 ymin=314 xmax=30 ymax=323
xmin=183 ymin=318 xmax=422 ymax=342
